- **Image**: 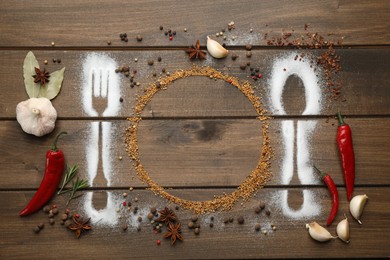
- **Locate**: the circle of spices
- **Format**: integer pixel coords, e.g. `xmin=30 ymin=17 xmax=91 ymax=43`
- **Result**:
xmin=125 ymin=66 xmax=272 ymax=214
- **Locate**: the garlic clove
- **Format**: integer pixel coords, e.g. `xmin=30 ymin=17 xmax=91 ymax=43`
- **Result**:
xmin=207 ymin=36 xmax=229 ymax=58
xmin=336 ymin=216 xmax=350 ymax=243
xmin=349 ymin=194 xmax=368 ymax=224
xmin=306 ymin=222 xmax=336 ymax=242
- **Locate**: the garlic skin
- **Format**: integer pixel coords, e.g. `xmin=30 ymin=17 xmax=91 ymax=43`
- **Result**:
xmin=306 ymin=222 xmax=336 ymax=242
xmin=350 ymin=194 xmax=368 ymax=224
xmin=336 ymin=217 xmax=350 ymax=243
xmin=206 ymin=36 xmax=229 ymax=58
xmin=16 ymin=97 xmax=57 ymax=137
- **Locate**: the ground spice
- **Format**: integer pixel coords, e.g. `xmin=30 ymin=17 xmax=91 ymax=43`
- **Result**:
xmin=125 ymin=66 xmax=272 ymax=214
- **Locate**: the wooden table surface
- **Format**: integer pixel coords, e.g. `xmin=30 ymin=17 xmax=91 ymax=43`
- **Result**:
xmin=1 ymin=0 xmax=389 ymax=259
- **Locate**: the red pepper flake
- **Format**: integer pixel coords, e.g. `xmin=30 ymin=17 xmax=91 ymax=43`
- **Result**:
xmin=156 ymin=239 xmax=161 ymax=245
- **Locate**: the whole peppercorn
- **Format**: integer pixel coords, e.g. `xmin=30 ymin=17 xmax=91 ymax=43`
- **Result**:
xmin=147 ymin=213 xmax=154 ymax=220
xmin=237 ymin=216 xmax=245 ymax=224
xmin=138 ymin=217 xmax=142 ymax=222
xmin=44 ymin=60 xmax=48 ymax=65
xmin=265 ymin=209 xmax=271 ymax=216
xmin=188 ymin=221 xmax=195 ymax=229
xmin=209 ymin=223 xmax=214 ymax=228
xmin=119 ymin=97 xmax=124 ymax=103
xmin=259 ymin=201 xmax=266 ymax=209
xmin=57 ymin=59 xmax=61 ymax=64
xmin=191 ymin=216 xmax=198 ymax=222
xmin=245 ymin=44 xmax=253 ymax=50
xmin=223 ymin=217 xmax=229 ymax=224
xmin=136 ymin=35 xmax=143 ymax=42
xmin=240 ymin=63 xmax=247 ymax=70
xmin=107 ymin=40 xmax=111 ymax=45
xmin=38 ymin=223 xmax=45 ymax=229
xmin=254 ymin=206 xmax=261 ymax=214
xmin=52 ymin=208 xmax=59 ymax=215
xmin=43 ymin=205 xmax=51 ymax=213
xmin=157 ymin=57 xmax=162 ymax=62
xmin=246 ymin=51 xmax=252 ymax=58
xmin=159 ymin=26 xmax=163 ymax=30
xmin=232 ymin=54 xmax=238 ymax=61
xmin=33 ymin=226 xmax=41 ymax=234
xmin=194 ymin=228 xmax=200 ymax=235
xmin=122 ymin=224 xmax=128 ymax=231
xmin=49 ymin=218 xmax=55 ymax=225
xmin=229 ymin=217 xmax=234 ymax=223
xmin=61 ymin=214 xmax=68 ymax=221
xmin=255 ymin=223 xmax=261 ymax=231
xmin=148 ymin=60 xmax=154 ymax=66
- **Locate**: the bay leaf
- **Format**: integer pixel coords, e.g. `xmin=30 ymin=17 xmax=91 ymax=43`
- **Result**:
xmin=40 ymin=67 xmax=65 ymax=100
xmin=23 ymin=51 xmax=41 ymax=98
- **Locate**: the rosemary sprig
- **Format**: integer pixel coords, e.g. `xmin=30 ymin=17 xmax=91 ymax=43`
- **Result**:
xmin=57 ymin=164 xmax=89 ymax=205
xmin=58 ymin=165 xmax=79 ymax=195
xmin=65 ymin=177 xmax=89 ymax=206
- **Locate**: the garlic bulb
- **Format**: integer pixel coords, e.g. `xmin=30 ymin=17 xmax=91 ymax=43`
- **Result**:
xmin=306 ymin=222 xmax=336 ymax=242
xmin=350 ymin=194 xmax=368 ymax=224
xmin=16 ymin=97 xmax=57 ymax=137
xmin=336 ymin=216 xmax=350 ymax=243
xmin=206 ymin=36 xmax=229 ymax=58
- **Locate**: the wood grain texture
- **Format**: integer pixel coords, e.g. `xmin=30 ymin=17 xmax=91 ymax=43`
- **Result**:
xmin=0 ymin=49 xmax=389 ymax=118
xmin=0 ymin=0 xmax=389 ymax=47
xmin=1 ymin=118 xmax=389 ymax=189
xmin=1 ymin=187 xmax=389 ymax=259
xmin=0 ymin=0 xmax=389 ymax=258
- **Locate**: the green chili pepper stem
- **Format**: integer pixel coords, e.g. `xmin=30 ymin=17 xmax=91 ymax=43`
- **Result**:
xmin=51 ymin=131 xmax=67 ymax=152
xmin=313 ymin=165 xmax=327 ymax=179
xmin=337 ymin=111 xmax=345 ymax=126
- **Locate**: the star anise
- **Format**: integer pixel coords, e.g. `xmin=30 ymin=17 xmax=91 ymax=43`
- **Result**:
xmin=67 ymin=215 xmax=92 ymax=238
xmin=164 ymin=222 xmax=184 ymax=245
xmin=32 ymin=67 xmax=50 ymax=86
xmin=185 ymin=40 xmax=206 ymax=60
xmin=156 ymin=207 xmax=177 ymax=225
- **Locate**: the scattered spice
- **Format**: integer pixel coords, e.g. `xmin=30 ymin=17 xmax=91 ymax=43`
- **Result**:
xmin=194 ymin=228 xmax=200 ymax=235
xmin=32 ymin=67 xmax=50 ymax=86
xmin=136 ymin=35 xmax=143 ymax=42
xmin=125 ymin=66 xmax=272 ymax=214
xmin=237 ymin=216 xmax=245 ymax=224
xmin=255 ymin=223 xmax=261 ymax=231
xmin=157 ymin=207 xmax=178 ymax=225
xmin=185 ymin=40 xmax=206 ymax=60
xmin=245 ymin=44 xmax=253 ymax=51
xmin=232 ymin=54 xmax=238 ymax=61
xmin=164 ymin=222 xmax=184 ymax=245
xmin=67 ymin=215 xmax=92 ymax=238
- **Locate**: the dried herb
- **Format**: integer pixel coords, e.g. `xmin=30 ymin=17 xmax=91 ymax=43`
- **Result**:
xmin=164 ymin=222 xmax=184 ymax=245
xmin=58 ymin=165 xmax=79 ymax=195
xmin=32 ymin=67 xmax=50 ymax=86
xmin=58 ymin=164 xmax=89 ymax=205
xmin=185 ymin=40 xmax=206 ymax=60
xmin=157 ymin=207 xmax=177 ymax=225
xmin=68 ymin=215 xmax=92 ymax=238
xmin=23 ymin=51 xmax=65 ymax=100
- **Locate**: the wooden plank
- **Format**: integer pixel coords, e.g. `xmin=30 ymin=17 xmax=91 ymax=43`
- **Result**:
xmin=0 ymin=0 xmax=389 ymax=47
xmin=1 ymin=118 xmax=389 ymax=189
xmin=1 ymin=187 xmax=389 ymax=259
xmin=0 ymin=49 xmax=389 ymax=118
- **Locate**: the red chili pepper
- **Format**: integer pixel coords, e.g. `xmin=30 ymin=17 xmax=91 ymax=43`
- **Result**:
xmin=19 ymin=132 xmax=67 ymax=216
xmin=314 ymin=165 xmax=339 ymax=226
xmin=336 ymin=112 xmax=355 ymax=201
